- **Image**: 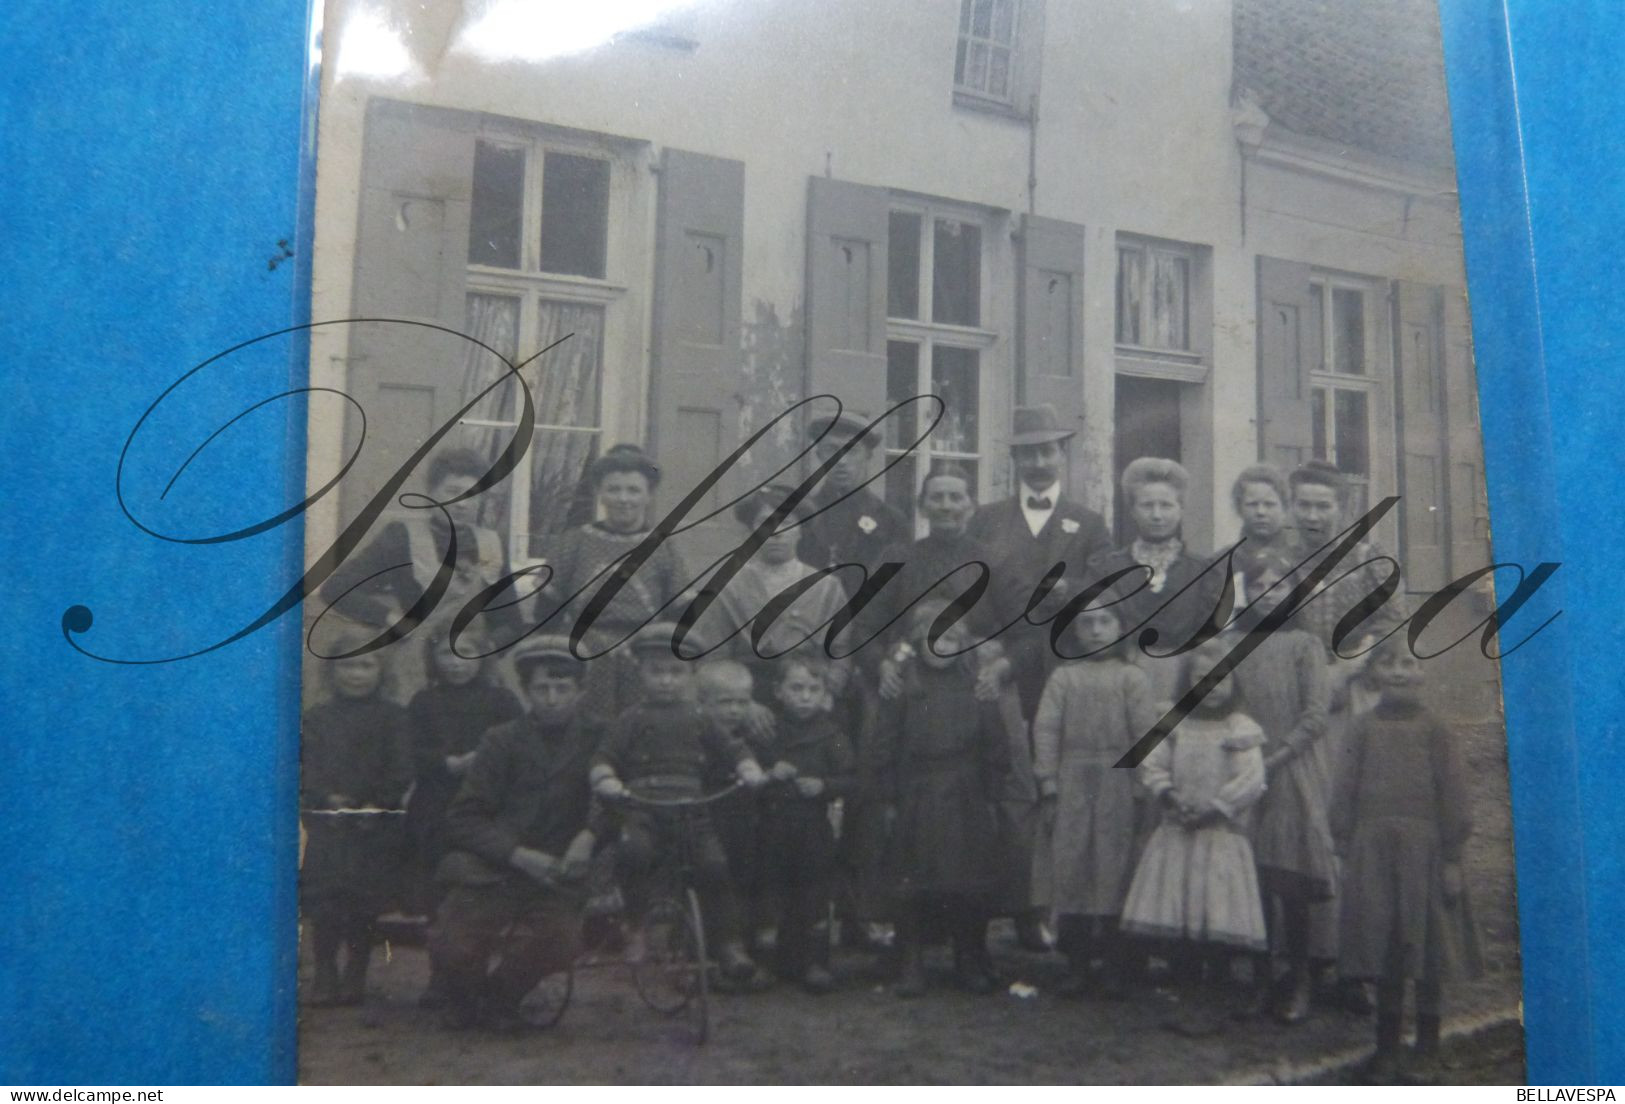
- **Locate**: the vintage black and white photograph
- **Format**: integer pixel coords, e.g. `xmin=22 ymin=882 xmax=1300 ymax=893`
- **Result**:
xmin=297 ymin=0 xmax=1525 ymax=1083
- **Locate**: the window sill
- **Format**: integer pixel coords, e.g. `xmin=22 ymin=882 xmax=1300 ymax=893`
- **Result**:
xmin=1114 ymin=350 xmax=1209 ymax=384
xmin=951 ymin=90 xmax=1031 ymax=123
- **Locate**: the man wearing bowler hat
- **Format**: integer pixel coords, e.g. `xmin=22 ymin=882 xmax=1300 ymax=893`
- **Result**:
xmin=967 ymin=404 xmax=1111 ymax=951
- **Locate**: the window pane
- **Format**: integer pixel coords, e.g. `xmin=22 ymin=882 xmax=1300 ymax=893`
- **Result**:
xmin=1149 ymin=252 xmax=1190 ymax=350
xmin=540 ymin=152 xmax=609 ymax=278
xmin=1332 ymin=287 xmax=1366 ymax=375
xmin=888 ymin=212 xmax=921 ymax=319
xmin=959 ymin=0 xmax=973 ymax=33
xmin=1115 ymin=246 xmax=1143 ymax=345
xmin=932 ymin=218 xmax=981 ymax=326
xmin=991 ymin=0 xmax=1016 ymax=42
xmin=1309 ymin=283 xmax=1326 ymax=370
xmin=462 ymin=293 xmax=522 ymax=423
xmin=971 ymin=0 xmax=993 ymax=38
xmin=988 ymin=48 xmax=1011 ymax=98
xmin=469 ymin=141 xmax=524 ymax=268
xmin=1333 ymin=388 xmax=1369 ymax=476
xmin=456 ymin=293 xmax=523 ymax=535
xmin=524 ymin=300 xmax=605 ymax=553
xmin=954 ymin=37 xmax=968 ymax=86
xmin=886 ymin=340 xmax=921 ymax=450
xmin=1311 ymin=386 xmax=1328 ymax=461
xmin=931 ymin=345 xmax=979 ymax=455
xmin=965 ymin=41 xmax=989 ymax=92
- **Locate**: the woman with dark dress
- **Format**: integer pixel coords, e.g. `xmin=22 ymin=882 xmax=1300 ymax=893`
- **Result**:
xmin=532 ymin=444 xmax=691 ymax=719
xmin=873 ymin=602 xmax=1010 ymax=997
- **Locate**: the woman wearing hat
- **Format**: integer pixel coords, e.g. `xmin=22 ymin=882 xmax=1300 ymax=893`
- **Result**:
xmin=532 ymin=444 xmax=691 ymax=719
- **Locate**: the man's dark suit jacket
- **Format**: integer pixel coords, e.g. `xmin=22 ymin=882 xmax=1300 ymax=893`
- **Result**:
xmin=966 ymin=495 xmax=1112 ymax=719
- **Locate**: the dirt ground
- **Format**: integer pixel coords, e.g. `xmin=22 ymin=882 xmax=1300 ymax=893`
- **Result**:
xmin=298 ymin=722 xmax=1525 ymax=1085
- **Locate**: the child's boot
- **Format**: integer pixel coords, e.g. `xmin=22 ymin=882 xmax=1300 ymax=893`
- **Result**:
xmin=309 ymin=957 xmax=342 ymax=1007
xmin=1275 ymin=962 xmax=1313 ymax=1024
xmin=1403 ymin=1012 xmax=1445 ymax=1083
xmin=339 ymin=938 xmax=372 ymax=1006
xmin=307 ymin=922 xmax=343 ymax=1007
xmin=951 ymin=917 xmax=997 ymax=995
xmin=1362 ymin=983 xmax=1405 ymax=1083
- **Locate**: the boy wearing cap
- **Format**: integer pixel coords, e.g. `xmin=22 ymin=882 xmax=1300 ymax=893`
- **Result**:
xmin=427 ymin=636 xmax=604 ymax=1030
xmin=591 ymin=623 xmax=770 ymax=985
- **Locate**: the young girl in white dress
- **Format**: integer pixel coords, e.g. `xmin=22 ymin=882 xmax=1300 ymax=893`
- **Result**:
xmin=1119 ymin=634 xmax=1268 ymax=1022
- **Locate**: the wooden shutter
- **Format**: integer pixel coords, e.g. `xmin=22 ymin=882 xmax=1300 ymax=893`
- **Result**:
xmin=344 ymin=99 xmax=478 ymax=518
xmin=1255 ymin=256 xmax=1317 ymax=470
xmin=1019 ymin=214 xmax=1087 ymax=487
xmin=1393 ymin=280 xmax=1450 ymax=592
xmin=648 ymin=148 xmax=745 ymax=573
xmin=1442 ymin=287 xmax=1489 ymax=573
xmin=805 ymin=177 xmax=889 ymax=421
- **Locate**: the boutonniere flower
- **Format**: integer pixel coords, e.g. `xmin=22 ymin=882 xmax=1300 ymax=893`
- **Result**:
xmin=857 ymin=515 xmax=878 ymax=534
xmin=1060 ymin=518 xmax=1080 ymax=534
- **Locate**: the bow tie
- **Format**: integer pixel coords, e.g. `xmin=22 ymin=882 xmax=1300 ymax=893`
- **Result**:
xmin=1026 ymin=495 xmax=1054 ymax=511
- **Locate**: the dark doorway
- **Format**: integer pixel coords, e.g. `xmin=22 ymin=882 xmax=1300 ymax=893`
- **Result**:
xmin=1113 ymin=375 xmax=1183 ymax=545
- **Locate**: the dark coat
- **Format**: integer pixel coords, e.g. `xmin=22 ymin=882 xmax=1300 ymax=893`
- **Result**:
xmin=873 ymin=662 xmax=1009 ymax=899
xmin=300 ymin=695 xmax=414 ymax=914
xmin=965 ymin=494 xmax=1112 ymax=718
xmin=438 ymin=712 xmax=608 ymax=890
xmin=796 ymin=487 xmax=910 ymax=585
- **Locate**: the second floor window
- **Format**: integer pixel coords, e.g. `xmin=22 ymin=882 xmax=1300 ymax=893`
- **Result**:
xmin=469 ymin=139 xmax=610 ymax=278
xmin=1116 ymin=239 xmax=1195 ymax=354
xmin=955 ymin=0 xmax=1019 ymax=103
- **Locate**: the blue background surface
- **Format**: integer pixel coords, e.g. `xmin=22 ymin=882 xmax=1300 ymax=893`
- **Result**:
xmin=1 ymin=0 xmax=1620 ymax=1084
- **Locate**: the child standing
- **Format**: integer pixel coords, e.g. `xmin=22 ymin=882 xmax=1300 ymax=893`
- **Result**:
xmin=1033 ymin=601 xmax=1160 ymax=998
xmin=1119 ymin=635 xmax=1269 ymax=1025
xmin=874 ymin=602 xmax=1009 ymax=997
xmin=695 ymin=660 xmax=770 ymax=958
xmin=1228 ymin=547 xmax=1334 ymax=1023
xmin=590 ymin=622 xmax=770 ymax=987
xmin=1332 ymin=639 xmax=1482 ymax=1083
xmin=756 ymin=657 xmax=856 ymax=992
xmin=301 ymin=646 xmax=414 ymax=1007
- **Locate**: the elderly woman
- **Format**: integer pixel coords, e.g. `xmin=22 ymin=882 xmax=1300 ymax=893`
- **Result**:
xmin=1086 ymin=457 xmax=1227 ymax=706
xmin=534 ymin=444 xmax=690 ymax=719
xmin=859 ymin=466 xmax=1045 ymax=950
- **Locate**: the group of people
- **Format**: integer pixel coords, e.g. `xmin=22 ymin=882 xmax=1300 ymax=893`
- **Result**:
xmin=301 ymin=404 xmax=1482 ymax=1082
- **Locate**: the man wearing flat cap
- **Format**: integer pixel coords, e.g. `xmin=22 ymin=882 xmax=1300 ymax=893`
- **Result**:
xmin=966 ymin=404 xmax=1111 ymax=951
xmin=795 ymin=411 xmax=909 ymax=583
xmin=428 ymin=636 xmax=604 ymax=1030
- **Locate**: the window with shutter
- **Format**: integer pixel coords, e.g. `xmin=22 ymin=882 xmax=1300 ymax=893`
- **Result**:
xmin=347 ymin=100 xmax=637 ymax=564
xmin=881 ymin=196 xmax=1002 ymax=529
